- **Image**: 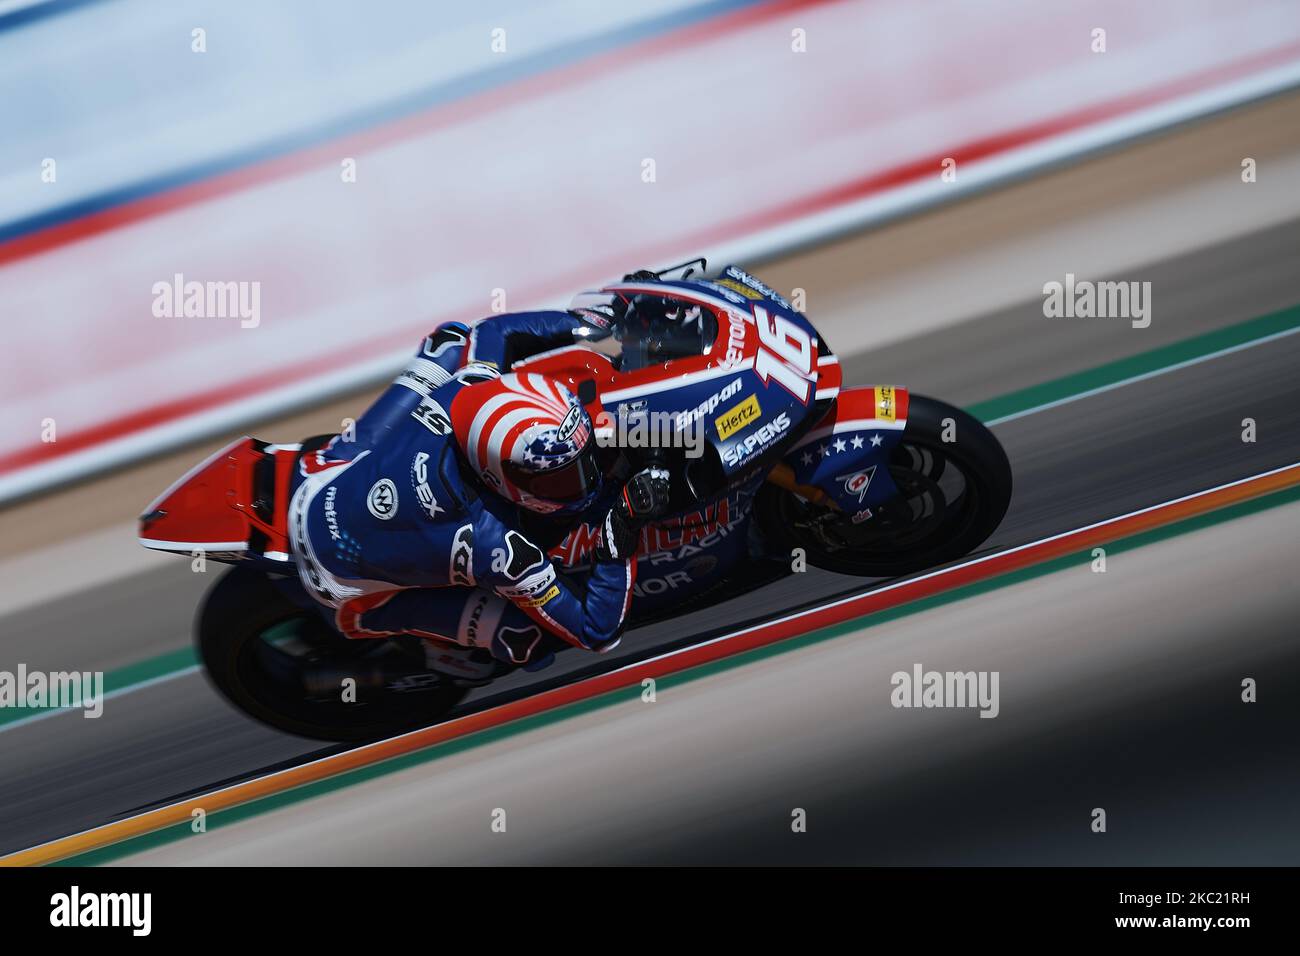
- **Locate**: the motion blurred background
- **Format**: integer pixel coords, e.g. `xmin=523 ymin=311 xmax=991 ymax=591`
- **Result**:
xmin=1 ymin=0 xmax=1298 ymax=865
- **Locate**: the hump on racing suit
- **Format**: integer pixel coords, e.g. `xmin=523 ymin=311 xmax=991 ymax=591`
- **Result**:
xmin=287 ymin=311 xmax=636 ymax=662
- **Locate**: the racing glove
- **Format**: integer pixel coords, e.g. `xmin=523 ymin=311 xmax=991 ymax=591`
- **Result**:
xmin=597 ymin=466 xmax=670 ymax=561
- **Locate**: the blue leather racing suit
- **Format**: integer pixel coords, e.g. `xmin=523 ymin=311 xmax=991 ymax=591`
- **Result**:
xmin=287 ymin=313 xmax=635 ymax=671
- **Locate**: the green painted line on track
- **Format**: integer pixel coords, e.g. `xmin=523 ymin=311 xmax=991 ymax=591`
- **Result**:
xmin=0 ymin=646 xmax=197 ymax=728
xmin=969 ymin=302 xmax=1300 ymax=423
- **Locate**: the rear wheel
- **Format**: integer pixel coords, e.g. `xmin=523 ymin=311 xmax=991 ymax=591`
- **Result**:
xmin=197 ymin=567 xmax=467 ymax=742
xmin=760 ymin=395 xmax=1012 ymax=577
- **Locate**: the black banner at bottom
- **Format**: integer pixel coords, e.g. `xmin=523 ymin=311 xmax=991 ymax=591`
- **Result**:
xmin=0 ymin=866 xmax=1286 ymax=941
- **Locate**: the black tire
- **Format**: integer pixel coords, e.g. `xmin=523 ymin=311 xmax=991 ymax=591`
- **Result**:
xmin=759 ymin=395 xmax=1012 ymax=577
xmin=197 ymin=567 xmax=467 ymax=742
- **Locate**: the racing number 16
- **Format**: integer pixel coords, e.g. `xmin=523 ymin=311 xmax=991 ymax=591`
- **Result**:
xmin=753 ymin=305 xmax=815 ymax=403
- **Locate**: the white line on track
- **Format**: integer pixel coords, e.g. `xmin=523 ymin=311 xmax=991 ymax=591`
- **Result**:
xmin=984 ymin=324 xmax=1300 ymax=426
xmin=0 ymin=665 xmax=201 ymax=735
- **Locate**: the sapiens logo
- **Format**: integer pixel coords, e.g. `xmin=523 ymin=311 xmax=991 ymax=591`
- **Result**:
xmin=1042 ymin=272 xmax=1151 ymax=328
xmin=890 ymin=663 xmax=1000 ymax=718
xmin=0 ymin=665 xmax=103 ymax=718
xmin=50 ymin=886 xmax=151 ymax=936
xmin=151 ymin=272 xmax=261 ymax=328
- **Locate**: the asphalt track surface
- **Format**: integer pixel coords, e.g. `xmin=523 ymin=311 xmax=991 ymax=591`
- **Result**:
xmin=117 ymin=495 xmax=1300 ymax=866
xmin=3 ymin=219 xmax=1300 ymax=861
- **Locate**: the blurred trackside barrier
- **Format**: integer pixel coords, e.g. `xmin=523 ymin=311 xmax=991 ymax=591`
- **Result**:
xmin=3 ymin=0 xmax=1300 ymax=502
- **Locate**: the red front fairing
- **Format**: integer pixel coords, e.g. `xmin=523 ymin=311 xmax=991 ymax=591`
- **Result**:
xmin=138 ymin=437 xmax=297 ymax=568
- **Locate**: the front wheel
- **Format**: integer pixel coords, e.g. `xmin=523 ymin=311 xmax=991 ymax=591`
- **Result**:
xmin=759 ymin=395 xmax=1012 ymax=577
xmin=197 ymin=567 xmax=468 ymax=742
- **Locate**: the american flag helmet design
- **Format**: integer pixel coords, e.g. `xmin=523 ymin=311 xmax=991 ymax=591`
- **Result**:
xmin=451 ymin=372 xmax=598 ymax=514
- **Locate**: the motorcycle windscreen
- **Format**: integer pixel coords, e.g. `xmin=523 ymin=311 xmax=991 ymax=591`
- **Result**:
xmin=619 ymin=298 xmax=718 ymax=371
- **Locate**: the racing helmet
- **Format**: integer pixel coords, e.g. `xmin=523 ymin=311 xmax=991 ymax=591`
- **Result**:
xmin=450 ymin=372 xmax=601 ymax=515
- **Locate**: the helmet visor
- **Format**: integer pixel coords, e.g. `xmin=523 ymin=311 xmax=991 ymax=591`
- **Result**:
xmin=503 ymin=446 xmax=601 ymax=504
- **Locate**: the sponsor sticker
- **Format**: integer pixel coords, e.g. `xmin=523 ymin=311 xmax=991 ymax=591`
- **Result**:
xmin=410 ymin=452 xmax=445 ymax=519
xmin=720 ymin=312 xmax=748 ymax=369
xmin=723 ymin=266 xmax=793 ymax=311
xmin=499 ymin=564 xmax=556 ymax=599
xmin=714 ymin=394 xmax=761 ymax=440
xmin=838 ymin=465 xmax=877 ymax=504
xmin=557 ymin=404 xmax=584 ymax=442
xmin=721 ymin=411 xmax=791 ymax=467
xmin=367 ymin=478 xmax=398 ymax=519
xmin=411 ymin=398 xmax=453 ymax=436
xmin=520 ymin=584 xmax=560 ymax=608
xmin=676 ymin=377 xmax=743 ymax=430
xmin=876 ymin=386 xmax=897 ymax=423
xmin=715 ymin=277 xmax=765 ymax=300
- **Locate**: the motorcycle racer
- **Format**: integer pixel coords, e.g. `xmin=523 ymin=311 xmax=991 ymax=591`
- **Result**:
xmin=144 ymin=260 xmax=1014 ymax=740
xmin=288 ymin=310 xmax=669 ymax=681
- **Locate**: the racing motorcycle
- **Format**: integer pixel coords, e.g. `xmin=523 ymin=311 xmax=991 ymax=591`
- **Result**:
xmin=139 ymin=260 xmax=1011 ymax=741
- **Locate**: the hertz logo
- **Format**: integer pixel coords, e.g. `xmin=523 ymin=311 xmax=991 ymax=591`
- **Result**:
xmin=876 ymin=386 xmax=896 ymax=423
xmin=715 ymin=394 xmax=762 ymax=440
